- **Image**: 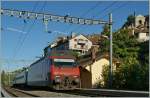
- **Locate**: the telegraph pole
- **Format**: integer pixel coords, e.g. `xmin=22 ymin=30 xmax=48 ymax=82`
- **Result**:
xmin=109 ymin=13 xmax=113 ymax=88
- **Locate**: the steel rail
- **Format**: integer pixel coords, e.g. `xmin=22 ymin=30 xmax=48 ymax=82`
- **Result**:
xmin=75 ymin=88 xmax=149 ymax=97
xmin=3 ymin=87 xmax=39 ymax=97
xmin=1 ymin=88 xmax=11 ymax=97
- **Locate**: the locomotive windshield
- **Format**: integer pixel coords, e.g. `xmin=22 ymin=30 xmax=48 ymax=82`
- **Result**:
xmin=53 ymin=58 xmax=76 ymax=67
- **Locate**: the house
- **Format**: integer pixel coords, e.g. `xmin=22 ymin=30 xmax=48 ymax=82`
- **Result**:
xmin=44 ymin=33 xmax=93 ymax=56
xmin=79 ymin=53 xmax=120 ymax=88
xmin=87 ymin=34 xmax=101 ymax=53
xmin=69 ymin=34 xmax=93 ymax=54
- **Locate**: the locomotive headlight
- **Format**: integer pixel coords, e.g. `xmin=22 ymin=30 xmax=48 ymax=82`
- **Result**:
xmin=74 ymin=76 xmax=80 ymax=83
xmin=55 ymin=76 xmax=61 ymax=83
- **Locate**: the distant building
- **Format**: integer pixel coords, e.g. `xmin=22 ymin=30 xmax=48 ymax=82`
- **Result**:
xmin=134 ymin=15 xmax=149 ymax=42
xmin=69 ymin=34 xmax=93 ymax=54
xmin=44 ymin=33 xmax=93 ymax=56
xmin=124 ymin=14 xmax=149 ymax=42
xmin=135 ymin=15 xmax=146 ymax=27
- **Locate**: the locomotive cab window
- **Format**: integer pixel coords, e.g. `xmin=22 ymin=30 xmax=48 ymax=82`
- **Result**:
xmin=53 ymin=59 xmax=76 ymax=67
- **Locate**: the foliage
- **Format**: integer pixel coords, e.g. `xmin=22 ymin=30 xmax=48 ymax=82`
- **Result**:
xmin=101 ymin=24 xmax=110 ymax=37
xmin=101 ymin=65 xmax=109 ymax=88
xmin=1 ymin=70 xmax=5 ymax=85
xmin=1 ymin=67 xmax=28 ymax=86
xmin=122 ymin=15 xmax=135 ymax=28
xmin=69 ymin=50 xmax=80 ymax=58
xmin=100 ymin=28 xmax=149 ymax=91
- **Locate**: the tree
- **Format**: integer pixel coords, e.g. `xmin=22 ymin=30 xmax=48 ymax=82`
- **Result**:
xmin=1 ymin=70 xmax=5 ymax=85
xmin=100 ymin=28 xmax=149 ymax=91
xmin=122 ymin=15 xmax=135 ymax=28
xmin=101 ymin=24 xmax=110 ymax=37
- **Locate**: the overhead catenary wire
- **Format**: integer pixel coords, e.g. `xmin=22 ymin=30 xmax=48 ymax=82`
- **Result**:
xmin=68 ymin=1 xmax=118 ymax=34
xmin=9 ymin=2 xmax=47 ymax=72
xmin=65 ymin=2 xmax=103 ymax=34
xmin=77 ymin=1 xmax=128 ymax=33
xmin=2 ymin=2 xmax=40 ymax=73
xmin=48 ymin=2 xmax=103 ymax=44
xmin=12 ymin=1 xmax=40 ymax=59
xmin=75 ymin=2 xmax=102 ymax=30
xmin=12 ymin=2 xmax=47 ymax=63
xmin=93 ymin=1 xmax=118 ymax=19
xmin=99 ymin=1 xmax=128 ymax=19
xmin=79 ymin=2 xmax=102 ymax=18
xmin=82 ymin=1 xmax=118 ymax=33
xmin=14 ymin=1 xmax=47 ymax=59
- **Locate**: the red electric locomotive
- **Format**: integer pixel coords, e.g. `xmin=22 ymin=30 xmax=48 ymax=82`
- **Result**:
xmin=27 ymin=51 xmax=80 ymax=90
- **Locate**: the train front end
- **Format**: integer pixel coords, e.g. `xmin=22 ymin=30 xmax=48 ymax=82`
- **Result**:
xmin=49 ymin=53 xmax=80 ymax=90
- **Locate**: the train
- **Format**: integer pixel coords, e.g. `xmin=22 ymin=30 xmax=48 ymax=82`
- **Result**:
xmin=12 ymin=51 xmax=80 ymax=90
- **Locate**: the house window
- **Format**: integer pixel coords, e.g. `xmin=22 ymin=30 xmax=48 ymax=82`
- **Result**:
xmin=139 ymin=20 xmax=142 ymax=25
xmin=81 ymin=45 xmax=84 ymax=49
xmin=79 ymin=39 xmax=83 ymax=41
xmin=74 ymin=44 xmax=77 ymax=48
xmin=74 ymin=39 xmax=77 ymax=41
xmin=146 ymin=33 xmax=149 ymax=36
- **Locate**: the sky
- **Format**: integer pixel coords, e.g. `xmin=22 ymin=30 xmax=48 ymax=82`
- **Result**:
xmin=1 ymin=1 xmax=149 ymax=72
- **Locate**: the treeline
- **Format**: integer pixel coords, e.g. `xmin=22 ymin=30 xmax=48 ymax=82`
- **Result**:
xmin=1 ymin=67 xmax=27 ymax=86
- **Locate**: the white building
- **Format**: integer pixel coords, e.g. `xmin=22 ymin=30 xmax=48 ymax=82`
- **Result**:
xmin=44 ymin=34 xmax=93 ymax=56
xmin=135 ymin=15 xmax=146 ymax=27
xmin=69 ymin=34 xmax=92 ymax=54
xmin=123 ymin=14 xmax=149 ymax=42
xmin=134 ymin=15 xmax=149 ymax=42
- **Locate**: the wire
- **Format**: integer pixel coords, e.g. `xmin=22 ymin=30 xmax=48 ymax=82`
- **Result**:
xmin=100 ymin=1 xmax=128 ymax=18
xmin=9 ymin=1 xmax=47 ymax=71
xmin=79 ymin=2 xmax=102 ymax=18
xmin=68 ymin=1 xmax=117 ymax=34
xmin=12 ymin=2 xmax=40 ymax=59
xmin=76 ymin=1 xmax=128 ymax=34
xmin=93 ymin=1 xmax=118 ymax=19
xmin=80 ymin=1 xmax=118 ymax=33
xmin=14 ymin=1 xmax=47 ymax=59
xmin=63 ymin=2 xmax=102 ymax=35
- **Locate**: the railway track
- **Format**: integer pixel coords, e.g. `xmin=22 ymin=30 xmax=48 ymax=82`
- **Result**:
xmin=3 ymin=87 xmax=39 ymax=97
xmin=2 ymin=86 xmax=148 ymax=97
xmin=75 ymin=88 xmax=149 ymax=97
xmin=3 ymin=86 xmax=87 ymax=97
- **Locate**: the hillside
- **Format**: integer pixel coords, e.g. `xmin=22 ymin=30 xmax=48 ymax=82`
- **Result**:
xmin=100 ymin=28 xmax=149 ymax=91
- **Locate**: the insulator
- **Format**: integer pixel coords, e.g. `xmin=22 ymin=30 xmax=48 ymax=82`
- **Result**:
xmin=19 ymin=12 xmax=22 ymax=18
xmin=35 ymin=14 xmax=38 ymax=19
xmin=43 ymin=19 xmax=49 ymax=32
xmin=27 ymin=13 xmax=30 ymax=19
xmin=0 ymin=9 xmax=3 ymax=14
